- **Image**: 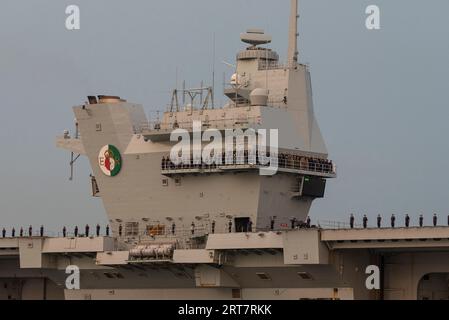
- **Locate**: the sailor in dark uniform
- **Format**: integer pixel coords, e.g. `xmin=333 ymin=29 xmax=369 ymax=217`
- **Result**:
xmin=377 ymin=214 xmax=382 ymax=228
xmin=363 ymin=215 xmax=368 ymax=229
xmin=85 ymin=224 xmax=90 ymax=237
xmin=63 ymin=226 xmax=67 ymax=237
xmin=419 ymin=214 xmax=424 ymax=227
xmin=391 ymin=214 xmax=396 ymax=228
xmin=2 ymin=228 xmax=5 ymax=238
xmin=349 ymin=214 xmax=355 ymax=229
xmin=11 ymin=228 xmax=15 ymax=238
xmin=405 ymin=214 xmax=410 ymax=228
xmin=290 ymin=217 xmax=297 ymax=230
xmin=40 ymin=225 xmax=44 ymax=237
xmin=28 ymin=225 xmax=33 ymax=237
xmin=74 ymin=226 xmax=79 ymax=237
xmin=433 ymin=213 xmax=438 ymax=227
xmin=20 ymin=228 xmax=23 ymax=237
xmin=247 ymin=219 xmax=253 ymax=232
xmin=106 ymin=225 xmax=110 ymax=236
xmin=96 ymin=224 xmax=101 ymax=237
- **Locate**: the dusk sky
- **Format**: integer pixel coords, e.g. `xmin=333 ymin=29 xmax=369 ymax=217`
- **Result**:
xmin=0 ymin=0 xmax=448 ymax=232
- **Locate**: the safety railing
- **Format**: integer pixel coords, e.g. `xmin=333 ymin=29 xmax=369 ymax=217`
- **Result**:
xmin=118 ymin=226 xmax=212 ymax=250
xmin=258 ymin=60 xmax=309 ymax=71
xmin=317 ymin=220 xmax=361 ymax=230
xmin=161 ymin=153 xmax=336 ymax=176
xmin=140 ymin=116 xmax=262 ymax=134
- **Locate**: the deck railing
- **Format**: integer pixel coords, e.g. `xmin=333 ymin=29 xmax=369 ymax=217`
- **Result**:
xmin=161 ymin=154 xmax=336 ymax=176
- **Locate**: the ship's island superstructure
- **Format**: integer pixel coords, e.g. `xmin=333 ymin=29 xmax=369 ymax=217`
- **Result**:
xmin=1 ymin=1 xmax=449 ymax=300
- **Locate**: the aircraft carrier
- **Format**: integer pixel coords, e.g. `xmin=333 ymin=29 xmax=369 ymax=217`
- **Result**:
xmin=1 ymin=0 xmax=449 ymax=300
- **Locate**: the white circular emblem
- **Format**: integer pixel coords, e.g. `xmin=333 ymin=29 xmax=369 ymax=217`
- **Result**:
xmin=98 ymin=145 xmax=122 ymax=177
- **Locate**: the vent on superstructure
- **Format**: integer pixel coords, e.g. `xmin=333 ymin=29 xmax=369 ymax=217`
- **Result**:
xmin=232 ymin=289 xmax=241 ymax=299
xmin=256 ymin=272 xmax=271 ymax=281
xmin=103 ymin=272 xmax=125 ymax=279
xmin=125 ymin=222 xmax=139 ymax=237
xmin=297 ymin=272 xmax=313 ymax=280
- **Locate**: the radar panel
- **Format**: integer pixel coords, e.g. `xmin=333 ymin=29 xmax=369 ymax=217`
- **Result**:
xmin=300 ymin=176 xmax=326 ymax=198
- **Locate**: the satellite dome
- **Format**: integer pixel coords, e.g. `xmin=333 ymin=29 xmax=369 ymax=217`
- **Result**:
xmin=250 ymin=88 xmax=269 ymax=106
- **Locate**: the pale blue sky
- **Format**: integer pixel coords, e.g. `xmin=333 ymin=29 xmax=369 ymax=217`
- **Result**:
xmin=0 ymin=0 xmax=448 ymax=232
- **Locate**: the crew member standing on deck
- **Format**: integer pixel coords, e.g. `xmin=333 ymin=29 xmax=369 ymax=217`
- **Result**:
xmin=96 ymin=224 xmax=101 ymax=237
xmin=363 ymin=215 xmax=368 ymax=229
xmin=419 ymin=214 xmax=424 ymax=227
xmin=63 ymin=226 xmax=67 ymax=237
xmin=391 ymin=214 xmax=396 ymax=228
xmin=377 ymin=214 xmax=382 ymax=228
xmin=270 ymin=217 xmax=275 ymax=230
xmin=2 ymin=228 xmax=5 ymax=238
xmin=405 ymin=214 xmax=410 ymax=228
xmin=28 ymin=225 xmax=32 ymax=237
xmin=11 ymin=228 xmax=15 ymax=238
xmin=211 ymin=220 xmax=216 ymax=234
xmin=349 ymin=214 xmax=355 ymax=229
xmin=433 ymin=213 xmax=438 ymax=227
xmin=290 ymin=217 xmax=297 ymax=229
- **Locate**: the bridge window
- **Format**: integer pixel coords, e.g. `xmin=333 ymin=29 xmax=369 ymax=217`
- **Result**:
xmin=147 ymin=224 xmax=165 ymax=236
xmin=161 ymin=152 xmax=335 ymax=176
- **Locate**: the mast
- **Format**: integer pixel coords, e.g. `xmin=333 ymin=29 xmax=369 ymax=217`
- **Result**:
xmin=288 ymin=0 xmax=299 ymax=64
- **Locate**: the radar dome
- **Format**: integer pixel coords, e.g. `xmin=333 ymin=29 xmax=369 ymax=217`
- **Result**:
xmin=250 ymin=88 xmax=269 ymax=106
